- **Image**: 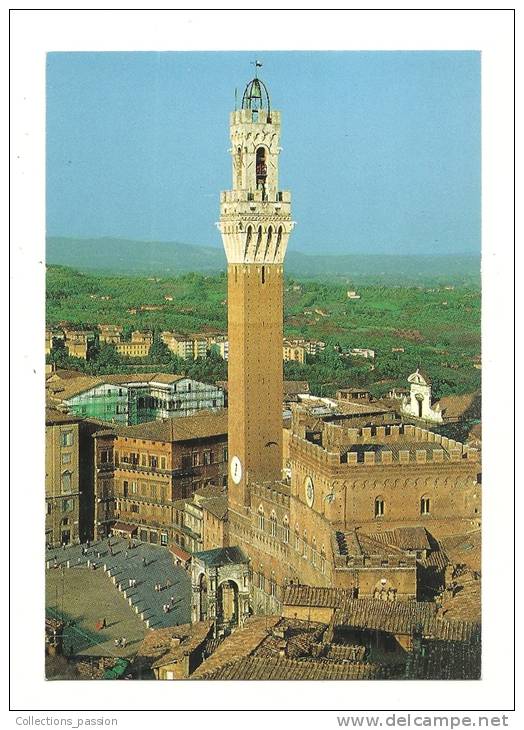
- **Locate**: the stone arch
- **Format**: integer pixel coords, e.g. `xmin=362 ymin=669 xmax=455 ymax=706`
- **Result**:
xmin=217 ymin=578 xmax=239 ymax=626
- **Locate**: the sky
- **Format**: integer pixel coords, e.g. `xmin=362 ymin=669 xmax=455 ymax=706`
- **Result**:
xmin=46 ymin=51 xmax=480 ymax=256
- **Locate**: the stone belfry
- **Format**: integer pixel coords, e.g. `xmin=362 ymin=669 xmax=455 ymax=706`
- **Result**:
xmin=218 ymin=72 xmax=294 ymax=519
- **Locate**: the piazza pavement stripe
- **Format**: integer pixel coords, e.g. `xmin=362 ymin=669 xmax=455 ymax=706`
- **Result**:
xmin=46 ymin=537 xmax=192 ymax=629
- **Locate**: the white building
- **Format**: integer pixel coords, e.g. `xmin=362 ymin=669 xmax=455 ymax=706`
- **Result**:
xmin=401 ymin=369 xmax=443 ymax=424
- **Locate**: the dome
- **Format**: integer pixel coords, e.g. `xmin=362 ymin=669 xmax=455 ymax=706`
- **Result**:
xmin=241 ymin=76 xmax=271 ymax=114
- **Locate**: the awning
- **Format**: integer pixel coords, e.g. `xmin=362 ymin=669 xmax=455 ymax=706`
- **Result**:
xmin=111 ymin=522 xmax=138 ymax=536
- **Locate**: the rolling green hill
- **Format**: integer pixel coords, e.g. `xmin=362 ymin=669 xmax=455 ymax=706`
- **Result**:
xmin=46 ymin=236 xmax=480 ymax=286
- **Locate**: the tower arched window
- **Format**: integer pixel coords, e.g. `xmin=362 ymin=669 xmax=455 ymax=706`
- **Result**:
xmin=244 ymin=225 xmax=252 ymax=259
xmin=294 ymin=524 xmax=300 ymax=551
xmin=254 ymin=226 xmax=263 ymax=258
xmin=375 ymin=496 xmax=385 ymax=518
xmin=320 ymin=545 xmax=326 ymax=575
xmin=257 ymin=505 xmax=265 ymax=532
xmin=270 ymin=511 xmax=277 ymax=537
xmin=420 ymin=494 xmax=431 ymax=515
xmin=264 ymin=226 xmax=273 ymax=259
xmin=311 ymin=537 xmax=317 ymax=567
xmin=235 ymin=146 xmax=242 ymax=188
xmin=274 ymin=226 xmax=283 ymax=260
xmin=256 ymin=147 xmax=267 ymax=189
xmin=302 ymin=530 xmax=308 ymax=559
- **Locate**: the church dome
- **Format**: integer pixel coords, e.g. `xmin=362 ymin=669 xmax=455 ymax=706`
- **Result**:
xmin=241 ymin=76 xmax=271 ymax=113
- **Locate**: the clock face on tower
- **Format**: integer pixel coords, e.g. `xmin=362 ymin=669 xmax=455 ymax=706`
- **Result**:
xmin=231 ymin=456 xmax=243 ymax=485
xmin=305 ymin=476 xmax=314 ymax=507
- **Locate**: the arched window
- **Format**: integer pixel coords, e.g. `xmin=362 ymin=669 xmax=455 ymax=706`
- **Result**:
xmin=270 ymin=511 xmax=277 ymax=537
xmin=256 ymin=147 xmax=267 ymax=188
xmin=270 ymin=571 xmax=277 ymax=597
xmin=375 ymin=496 xmax=385 ymax=518
xmin=282 ymin=516 xmax=289 ymax=544
xmin=294 ymin=524 xmax=300 ymax=551
xmin=253 ymin=226 xmax=263 ymax=258
xmin=235 ymin=146 xmax=242 ymax=188
xmin=420 ymin=494 xmax=431 ymax=515
xmin=311 ymin=537 xmax=317 ymax=567
xmin=257 ymin=505 xmax=265 ymax=532
xmin=264 ymin=226 xmax=273 ymax=259
xmin=244 ymin=225 xmax=252 ymax=259
xmin=302 ymin=530 xmax=308 ymax=559
xmin=61 ymin=471 xmax=72 ymax=494
xmin=274 ymin=226 xmax=283 ymax=260
xmin=320 ymin=545 xmax=326 ymax=574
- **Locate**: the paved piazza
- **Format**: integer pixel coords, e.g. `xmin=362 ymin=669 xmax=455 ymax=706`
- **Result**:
xmin=45 ymin=537 xmax=192 ymax=658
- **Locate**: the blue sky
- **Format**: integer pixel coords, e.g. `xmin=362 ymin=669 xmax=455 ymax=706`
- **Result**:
xmin=46 ymin=51 xmax=480 ymax=255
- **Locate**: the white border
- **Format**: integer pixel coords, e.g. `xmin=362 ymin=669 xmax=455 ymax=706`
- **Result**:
xmin=9 ymin=6 xmax=515 ymax=719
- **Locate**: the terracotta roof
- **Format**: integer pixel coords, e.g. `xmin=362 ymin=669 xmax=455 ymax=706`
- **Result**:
xmin=439 ymin=530 xmax=481 ymax=573
xmin=191 ymin=616 xmax=279 ymax=679
xmin=334 ymin=598 xmax=437 ymax=636
xmin=169 ymin=544 xmax=191 ymax=563
xmin=47 ymin=375 xmax=102 ymax=400
xmin=363 ymin=527 xmax=431 ymax=552
xmin=335 ymin=529 xmax=407 ymax=559
xmin=136 ymin=621 xmax=213 ymax=671
xmin=45 ymin=408 xmax=81 ymax=426
xmin=202 ymin=496 xmax=228 ymax=521
xmin=98 ymin=410 xmax=228 ymax=443
xmin=193 ymin=546 xmax=249 ymax=568
xmin=283 ymin=585 xmax=353 ymax=609
xmin=283 ymin=587 xmax=479 ymax=641
xmin=102 ymin=373 xmax=186 ymax=386
xmin=194 ymin=655 xmax=402 ymax=681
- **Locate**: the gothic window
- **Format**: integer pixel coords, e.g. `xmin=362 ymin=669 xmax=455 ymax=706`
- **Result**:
xmin=320 ymin=546 xmax=326 ymax=575
xmin=270 ymin=511 xmax=277 ymax=537
xmin=258 ymin=505 xmax=265 ymax=532
xmin=294 ymin=524 xmax=300 ymax=551
xmin=375 ymin=496 xmax=385 ymax=518
xmin=420 ymin=495 xmax=431 ymax=515
xmin=282 ymin=516 xmax=289 ymax=544
xmin=312 ymin=537 xmax=317 ymax=567
xmin=302 ymin=530 xmax=308 ymax=559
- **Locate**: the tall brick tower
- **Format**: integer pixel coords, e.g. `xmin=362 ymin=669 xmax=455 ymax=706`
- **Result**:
xmin=219 ymin=72 xmax=294 ymax=523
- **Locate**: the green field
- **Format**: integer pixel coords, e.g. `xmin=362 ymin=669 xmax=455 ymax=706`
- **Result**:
xmin=46 ymin=266 xmax=481 ymax=399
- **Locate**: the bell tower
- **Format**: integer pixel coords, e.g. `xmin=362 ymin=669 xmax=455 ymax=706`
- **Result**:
xmin=218 ymin=72 xmax=294 ymax=517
